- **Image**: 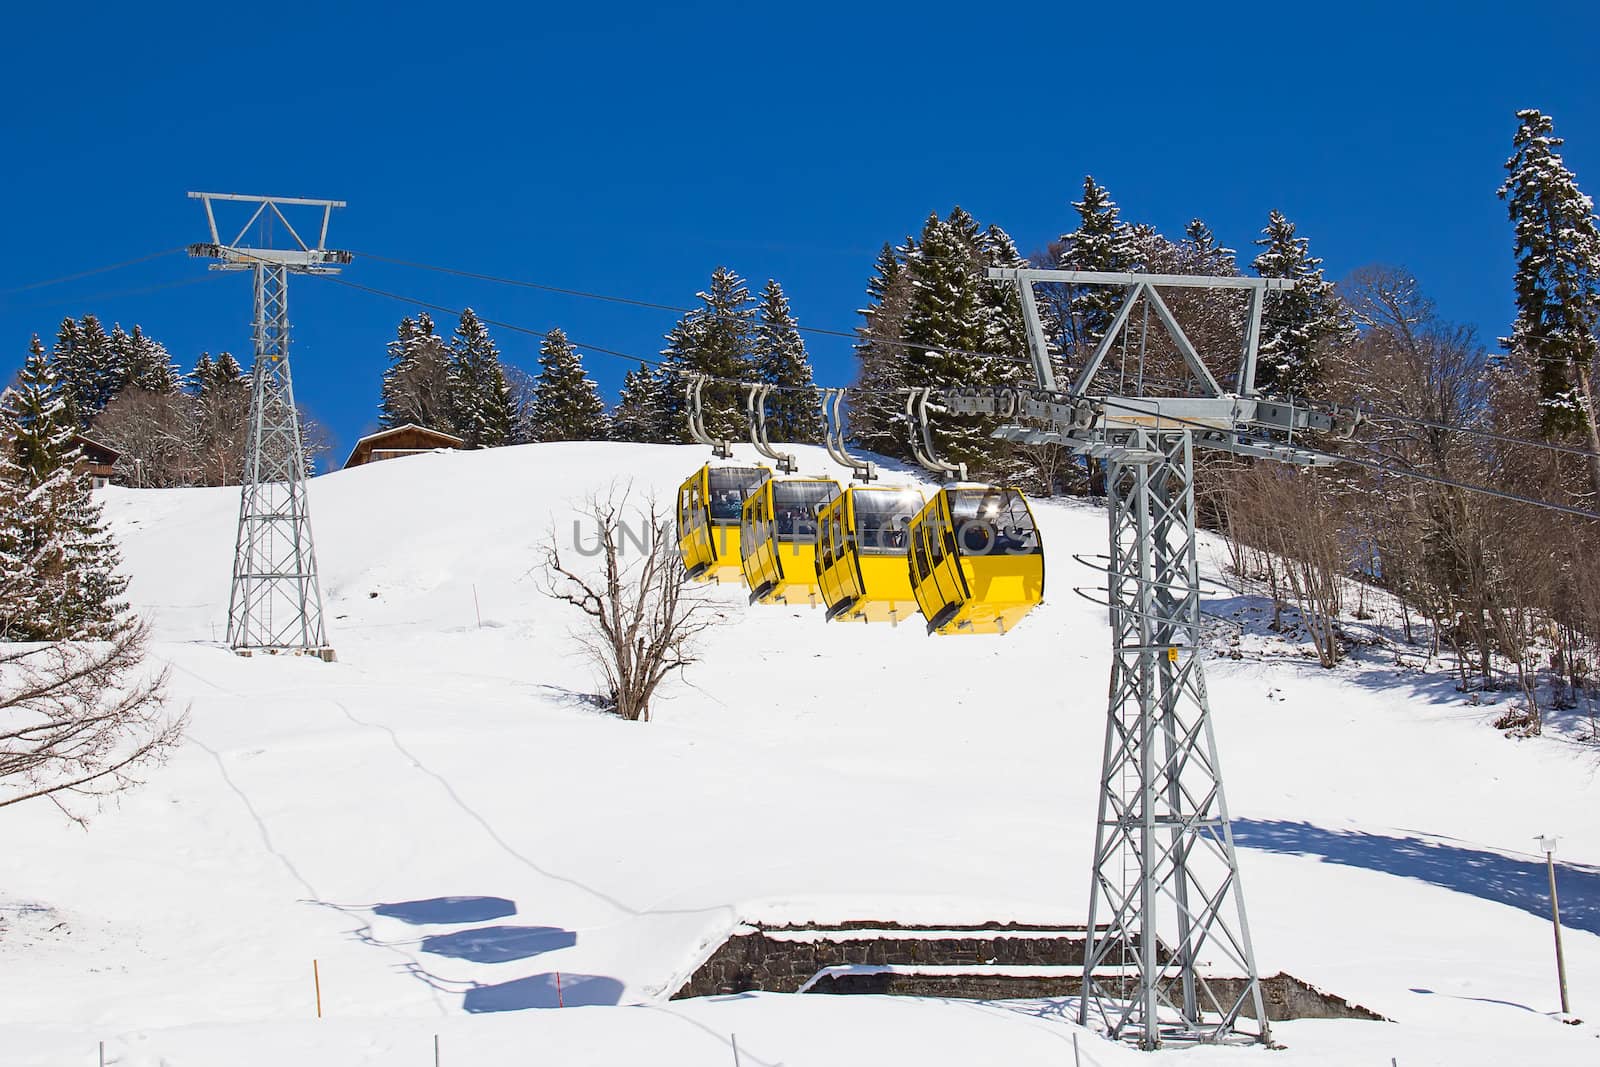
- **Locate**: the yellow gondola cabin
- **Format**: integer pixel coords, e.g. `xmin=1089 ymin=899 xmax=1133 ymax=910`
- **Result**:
xmin=906 ymin=486 xmax=1044 ymax=635
xmin=815 ymin=486 xmax=928 ymax=624
xmin=677 ymin=463 xmax=771 ymax=582
xmin=739 ymin=478 xmax=841 ymax=605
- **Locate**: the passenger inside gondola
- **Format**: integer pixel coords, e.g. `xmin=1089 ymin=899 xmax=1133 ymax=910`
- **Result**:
xmin=948 ymin=488 xmax=1040 ymax=556
xmin=852 ymin=489 xmax=924 ymax=555
xmin=707 ymin=468 xmax=766 ymax=522
xmin=770 ymin=482 xmax=837 ymax=541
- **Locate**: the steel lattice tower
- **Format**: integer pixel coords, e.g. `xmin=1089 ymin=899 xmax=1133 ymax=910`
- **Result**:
xmin=189 ymin=192 xmax=351 ymax=659
xmin=977 ymin=267 xmax=1345 ymax=1049
xmin=1082 ymin=428 xmax=1267 ymax=1046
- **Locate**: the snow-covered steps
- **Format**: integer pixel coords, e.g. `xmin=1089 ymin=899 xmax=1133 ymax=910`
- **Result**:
xmin=673 ymin=922 xmax=1111 ymax=998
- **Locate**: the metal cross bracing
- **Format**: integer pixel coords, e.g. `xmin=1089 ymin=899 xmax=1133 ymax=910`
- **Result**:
xmin=1085 ymin=428 xmax=1267 ymax=1046
xmin=971 ymin=266 xmax=1352 ymax=1049
xmin=189 ymin=192 xmax=352 ymax=660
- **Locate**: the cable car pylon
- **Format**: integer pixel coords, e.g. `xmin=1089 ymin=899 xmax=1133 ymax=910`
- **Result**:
xmin=188 ymin=192 xmax=351 ymax=660
xmin=984 ymin=266 xmax=1345 ymax=1048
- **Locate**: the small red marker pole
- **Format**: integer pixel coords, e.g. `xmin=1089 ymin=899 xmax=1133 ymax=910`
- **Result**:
xmin=556 ymin=970 xmax=564 ymax=1008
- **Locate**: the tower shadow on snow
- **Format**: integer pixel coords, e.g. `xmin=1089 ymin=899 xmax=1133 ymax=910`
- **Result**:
xmin=421 ymin=925 xmax=578 ymax=963
xmin=464 ymin=972 xmax=624 ymax=1012
xmin=374 ymin=896 xmax=518 ymax=925
xmin=1233 ymin=819 xmax=1600 ymax=935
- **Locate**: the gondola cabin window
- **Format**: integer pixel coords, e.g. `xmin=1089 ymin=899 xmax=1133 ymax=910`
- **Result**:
xmin=707 ymin=467 xmax=766 ymax=523
xmin=947 ymin=489 xmax=1041 ymax=556
xmin=771 ymin=481 xmax=837 ymax=541
xmin=852 ymin=489 xmax=923 ymax=555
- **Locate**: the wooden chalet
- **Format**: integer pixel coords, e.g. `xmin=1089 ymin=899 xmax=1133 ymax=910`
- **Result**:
xmin=342 ymin=424 xmax=465 ymax=469
xmin=72 ymin=434 xmax=119 ymax=488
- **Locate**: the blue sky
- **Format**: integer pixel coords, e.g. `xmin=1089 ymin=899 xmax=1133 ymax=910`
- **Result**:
xmin=3 ymin=1 xmax=1596 ymax=465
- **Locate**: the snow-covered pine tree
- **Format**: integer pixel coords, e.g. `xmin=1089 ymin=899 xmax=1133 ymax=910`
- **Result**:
xmin=105 ymin=325 xmax=137 ymax=401
xmin=1498 ymin=108 xmax=1600 ymax=494
xmin=851 ymin=239 xmax=915 ymax=456
xmin=47 ymin=317 xmax=87 ymax=426
xmin=658 ymin=267 xmax=756 ymax=442
xmin=378 ymin=315 xmax=418 ymax=427
xmin=448 ymin=309 xmax=516 ymax=448
xmin=191 ymin=351 xmax=250 ymax=486
xmin=1057 ymin=176 xmax=1138 ymax=353
xmin=7 ymin=337 xmax=76 ymax=482
xmin=525 ymin=328 xmax=610 ymax=442
xmin=49 ymin=315 xmax=121 ymax=426
xmin=901 ymin=210 xmax=997 ymax=473
xmin=611 ymin=363 xmax=673 ymax=443
xmin=0 ymin=442 xmax=28 ymax=633
xmin=188 ymin=352 xmax=215 ymax=394
xmin=380 ymin=312 xmax=455 ymax=431
xmin=977 ymin=221 xmax=1066 ymax=492
xmin=1183 ymin=218 xmax=1238 ymax=276
xmin=976 ymin=223 xmax=1035 ymax=379
xmin=0 ymin=338 xmax=127 ymax=639
xmin=123 ymin=326 xmax=180 ymax=393
xmin=1250 ymin=210 xmax=1353 ymax=398
xmin=750 ymin=280 xmax=824 ymax=442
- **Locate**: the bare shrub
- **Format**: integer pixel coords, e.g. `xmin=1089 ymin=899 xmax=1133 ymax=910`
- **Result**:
xmin=539 ymin=489 xmax=721 ymax=721
xmin=0 ymin=618 xmax=184 ymax=821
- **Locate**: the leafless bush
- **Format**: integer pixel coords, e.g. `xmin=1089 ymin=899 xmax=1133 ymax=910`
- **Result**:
xmin=1216 ymin=463 xmax=1352 ymax=667
xmin=1 ymin=617 xmax=185 ymax=822
xmin=539 ymin=489 xmax=721 ymax=721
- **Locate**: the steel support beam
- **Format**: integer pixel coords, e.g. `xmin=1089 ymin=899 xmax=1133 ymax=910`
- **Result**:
xmin=1079 ymin=430 xmax=1269 ymax=1048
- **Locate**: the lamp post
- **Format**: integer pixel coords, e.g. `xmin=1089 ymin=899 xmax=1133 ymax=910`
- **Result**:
xmin=1536 ymin=834 xmax=1570 ymax=1017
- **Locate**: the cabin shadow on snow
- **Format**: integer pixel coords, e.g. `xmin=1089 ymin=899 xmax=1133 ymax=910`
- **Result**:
xmin=463 ymin=972 xmax=624 ymax=1013
xmin=421 ymin=925 xmax=578 ymax=963
xmin=374 ymin=896 xmax=518 ymax=924
xmin=1234 ymin=820 xmax=1600 ymax=935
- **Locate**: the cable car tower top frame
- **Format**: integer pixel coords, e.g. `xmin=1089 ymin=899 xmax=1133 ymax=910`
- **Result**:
xmin=188 ymin=191 xmax=352 ymax=660
xmin=980 ymin=266 xmax=1346 ymax=1049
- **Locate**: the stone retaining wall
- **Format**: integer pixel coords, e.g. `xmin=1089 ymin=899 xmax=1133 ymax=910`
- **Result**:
xmin=806 ymin=968 xmax=1386 ymax=1022
xmin=673 ymin=922 xmax=1386 ymax=1023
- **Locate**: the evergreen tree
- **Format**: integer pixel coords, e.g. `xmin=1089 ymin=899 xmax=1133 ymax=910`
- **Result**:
xmin=750 ymin=280 xmax=824 ymax=442
xmin=851 ymin=240 xmax=915 ymax=455
xmin=0 ymin=338 xmax=127 ymax=639
xmin=849 ymin=210 xmax=1032 ymax=474
xmin=122 ymin=325 xmax=179 ymax=393
xmin=105 ymin=324 xmax=137 ymax=400
xmin=47 ymin=317 xmax=87 ymax=425
xmin=48 ymin=315 xmax=120 ymax=425
xmin=1057 ymin=176 xmax=1138 ymax=351
xmin=448 ymin=308 xmax=516 ymax=448
xmin=7 ymin=337 xmax=76 ymax=482
xmin=611 ymin=363 xmax=674 ymax=443
xmin=900 ymin=209 xmax=1022 ymax=472
xmin=191 ymin=351 xmax=250 ymax=486
xmin=1183 ymin=218 xmax=1238 ymax=276
xmin=976 ymin=223 xmax=1036 ymax=375
xmin=525 ymin=328 xmax=611 ymax=442
xmin=1498 ymin=108 xmax=1600 ymax=467
xmin=189 ymin=351 xmax=215 ymax=394
xmin=380 ymin=312 xmax=454 ymax=431
xmin=658 ymin=267 xmax=756 ymax=441
xmin=1250 ymin=210 xmax=1353 ymax=397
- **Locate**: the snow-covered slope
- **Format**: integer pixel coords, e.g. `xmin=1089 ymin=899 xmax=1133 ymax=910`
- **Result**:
xmin=3 ymin=442 xmax=1597 ymax=1066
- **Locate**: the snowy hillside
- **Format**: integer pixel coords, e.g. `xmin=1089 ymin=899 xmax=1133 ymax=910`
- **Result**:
xmin=4 ymin=442 xmax=1597 ymax=1066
